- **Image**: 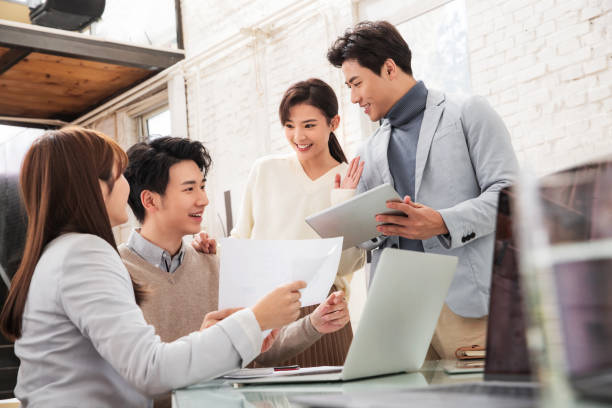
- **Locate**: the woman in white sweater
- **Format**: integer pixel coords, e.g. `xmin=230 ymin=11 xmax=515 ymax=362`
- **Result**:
xmin=232 ymin=78 xmax=365 ymax=366
xmin=0 ymin=127 xmax=305 ymax=407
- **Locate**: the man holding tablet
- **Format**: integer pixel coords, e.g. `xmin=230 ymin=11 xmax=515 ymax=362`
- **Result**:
xmin=327 ymin=21 xmax=519 ymax=359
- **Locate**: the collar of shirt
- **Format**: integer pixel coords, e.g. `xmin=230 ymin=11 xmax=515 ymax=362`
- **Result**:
xmin=385 ymin=80 xmax=428 ymax=129
xmin=127 ymin=229 xmax=185 ymax=273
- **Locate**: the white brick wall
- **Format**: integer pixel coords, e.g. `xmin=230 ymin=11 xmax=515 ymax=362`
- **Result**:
xmin=467 ymin=0 xmax=611 ymax=175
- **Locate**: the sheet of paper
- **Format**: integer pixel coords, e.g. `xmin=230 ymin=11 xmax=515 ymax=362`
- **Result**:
xmin=218 ymin=237 xmax=343 ymax=309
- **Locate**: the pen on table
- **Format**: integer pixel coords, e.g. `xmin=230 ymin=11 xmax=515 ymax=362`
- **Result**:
xmin=274 ymin=365 xmax=300 ymax=371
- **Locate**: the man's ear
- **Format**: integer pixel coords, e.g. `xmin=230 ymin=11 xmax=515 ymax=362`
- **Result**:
xmin=382 ymin=58 xmax=398 ymax=80
xmin=140 ymin=190 xmax=160 ymax=214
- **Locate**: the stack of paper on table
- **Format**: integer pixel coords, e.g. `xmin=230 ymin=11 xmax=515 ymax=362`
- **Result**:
xmin=223 ymin=366 xmax=342 ymax=380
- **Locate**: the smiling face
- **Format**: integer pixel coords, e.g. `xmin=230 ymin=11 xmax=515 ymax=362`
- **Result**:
xmin=284 ymin=103 xmax=339 ymax=161
xmin=341 ymin=59 xmax=398 ymax=122
xmin=152 ymin=160 xmax=208 ymax=237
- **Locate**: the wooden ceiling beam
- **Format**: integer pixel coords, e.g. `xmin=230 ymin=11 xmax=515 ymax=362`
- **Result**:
xmin=0 ymin=20 xmax=184 ymax=71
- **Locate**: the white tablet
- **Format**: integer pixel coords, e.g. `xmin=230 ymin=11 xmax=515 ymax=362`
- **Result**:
xmin=305 ymin=183 xmax=403 ymax=250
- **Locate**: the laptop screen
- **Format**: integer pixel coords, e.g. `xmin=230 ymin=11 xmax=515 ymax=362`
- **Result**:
xmin=484 ymin=186 xmax=532 ymax=381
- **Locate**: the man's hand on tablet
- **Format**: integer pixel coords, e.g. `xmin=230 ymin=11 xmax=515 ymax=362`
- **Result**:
xmin=375 ymin=195 xmax=448 ymax=240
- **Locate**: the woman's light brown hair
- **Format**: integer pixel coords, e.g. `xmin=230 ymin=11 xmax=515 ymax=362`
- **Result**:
xmin=0 ymin=126 xmax=145 ymax=341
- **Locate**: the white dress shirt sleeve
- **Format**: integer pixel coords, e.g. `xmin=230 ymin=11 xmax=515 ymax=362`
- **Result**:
xmin=58 ymin=235 xmax=262 ymax=396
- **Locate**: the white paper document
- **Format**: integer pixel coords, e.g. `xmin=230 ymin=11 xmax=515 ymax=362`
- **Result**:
xmin=218 ymin=237 xmax=343 ymax=309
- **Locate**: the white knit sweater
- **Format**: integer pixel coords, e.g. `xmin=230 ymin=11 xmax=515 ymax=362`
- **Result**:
xmin=231 ymin=153 xmax=365 ymax=295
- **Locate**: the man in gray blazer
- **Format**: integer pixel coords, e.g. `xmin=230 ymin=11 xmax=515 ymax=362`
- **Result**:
xmin=327 ymin=21 xmax=519 ymax=358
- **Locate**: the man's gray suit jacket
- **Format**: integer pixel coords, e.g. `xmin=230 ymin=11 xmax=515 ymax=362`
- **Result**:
xmin=358 ymin=89 xmax=519 ymax=318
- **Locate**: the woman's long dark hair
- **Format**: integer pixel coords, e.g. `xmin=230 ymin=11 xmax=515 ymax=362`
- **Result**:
xmin=0 ymin=126 xmax=145 ymax=341
xmin=279 ymin=78 xmax=348 ymax=164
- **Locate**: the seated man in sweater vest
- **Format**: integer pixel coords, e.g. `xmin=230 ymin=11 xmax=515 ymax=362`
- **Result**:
xmin=119 ymin=137 xmax=350 ymax=365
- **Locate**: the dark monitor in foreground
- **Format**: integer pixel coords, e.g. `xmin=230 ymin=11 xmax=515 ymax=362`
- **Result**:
xmin=540 ymin=159 xmax=612 ymax=401
xmin=485 ymin=157 xmax=612 ymax=396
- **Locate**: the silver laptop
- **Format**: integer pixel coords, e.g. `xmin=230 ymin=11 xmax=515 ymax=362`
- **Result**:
xmin=230 ymin=249 xmax=457 ymax=384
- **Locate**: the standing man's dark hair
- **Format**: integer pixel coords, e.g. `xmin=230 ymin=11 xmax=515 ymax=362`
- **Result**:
xmin=327 ymin=20 xmax=413 ymax=75
xmin=125 ymin=137 xmax=212 ymax=223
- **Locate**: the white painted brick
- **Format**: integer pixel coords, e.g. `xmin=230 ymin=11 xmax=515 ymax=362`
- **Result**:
xmin=564 ymin=75 xmax=598 ymax=95
xmin=583 ymin=55 xmax=608 ymax=74
xmin=467 ymin=0 xmax=491 ymax=17
xmin=514 ymin=5 xmax=534 ymax=22
xmin=516 ymin=28 xmax=537 ymax=44
xmin=556 ymin=10 xmax=581 ymax=29
xmin=495 ymin=37 xmax=515 ymax=54
xmin=540 ymin=5 xmax=567 ymax=23
xmin=590 ymin=113 xmax=612 ymax=130
xmin=565 ymin=119 xmax=590 ymax=135
xmin=591 ymin=41 xmax=612 ymax=58
xmin=534 ymin=0 xmax=556 ymax=15
xmin=588 ymin=86 xmax=612 ymax=102
xmin=560 ymin=64 xmax=585 ymax=81
xmin=471 ymin=45 xmax=495 ymax=62
xmin=500 ymin=87 xmax=518 ymax=103
xmin=504 ymin=112 xmax=522 ymax=128
xmin=509 ymin=54 xmax=538 ymax=73
xmin=504 ymin=21 xmax=524 ymax=37
xmin=469 ymin=35 xmax=485 ymax=51
xmin=546 ymin=21 xmax=592 ymax=49
xmin=488 ymin=78 xmax=506 ymax=95
xmin=486 ymin=30 xmax=505 ymax=46
xmin=552 ymin=106 xmax=591 ymax=126
xmin=494 ymin=14 xmax=512 ymax=30
xmin=523 ymin=88 xmax=552 ymax=105
xmin=496 ymin=101 xmax=520 ymax=117
xmin=555 ymin=135 xmax=582 ymax=153
xmin=480 ymin=53 xmax=506 ymax=71
xmin=581 ymin=7 xmax=602 ymax=20
xmin=496 ymin=62 xmax=515 ymax=79
xmin=524 ymin=106 xmax=542 ymax=121
xmin=520 ymin=62 xmax=547 ymax=81
xmin=557 ymin=38 xmax=581 ymax=55
xmin=502 ymin=0 xmax=534 ymax=15
xmin=474 ymin=68 xmax=497 ymax=84
xmin=536 ymin=20 xmax=556 ymax=38
xmin=556 ymin=0 xmax=584 ymax=16
xmin=506 ymin=45 xmax=525 ymax=61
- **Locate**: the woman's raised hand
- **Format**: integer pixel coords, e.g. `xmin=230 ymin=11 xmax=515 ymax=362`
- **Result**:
xmin=252 ymin=281 xmax=306 ymax=330
xmin=334 ymin=156 xmax=364 ymax=190
xmin=191 ymin=231 xmax=217 ymax=254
